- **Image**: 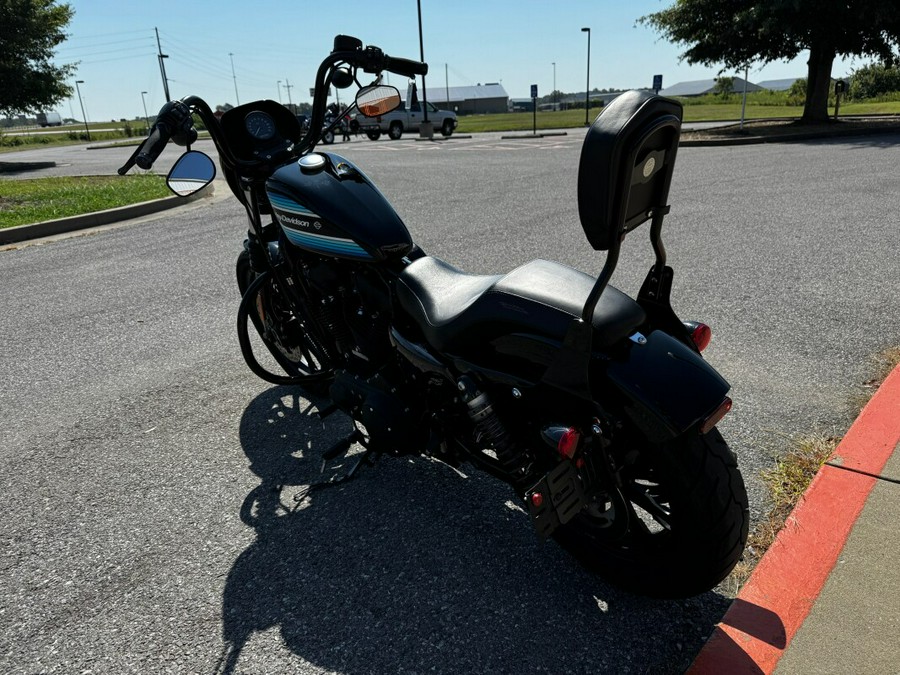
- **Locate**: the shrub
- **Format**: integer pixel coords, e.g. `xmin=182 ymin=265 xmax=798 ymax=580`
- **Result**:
xmin=713 ymin=76 xmax=735 ymax=100
xmin=787 ymin=78 xmax=807 ymax=106
xmin=849 ymin=63 xmax=900 ymax=100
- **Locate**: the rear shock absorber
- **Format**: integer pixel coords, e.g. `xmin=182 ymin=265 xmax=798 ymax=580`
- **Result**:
xmin=457 ymin=376 xmax=530 ymax=493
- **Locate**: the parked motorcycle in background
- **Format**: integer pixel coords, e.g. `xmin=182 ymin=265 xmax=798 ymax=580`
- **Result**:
xmin=119 ymin=35 xmax=748 ymax=598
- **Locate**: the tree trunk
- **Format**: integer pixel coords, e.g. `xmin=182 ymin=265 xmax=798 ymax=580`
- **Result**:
xmin=803 ymin=43 xmax=836 ymax=123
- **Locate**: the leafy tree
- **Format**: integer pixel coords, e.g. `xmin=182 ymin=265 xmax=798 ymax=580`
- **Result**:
xmin=0 ymin=0 xmax=75 ymax=117
xmin=713 ymin=76 xmax=735 ymax=98
xmin=640 ymin=0 xmax=900 ymax=122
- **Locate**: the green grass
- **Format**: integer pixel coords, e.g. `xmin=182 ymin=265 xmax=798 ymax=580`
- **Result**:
xmin=0 ymin=121 xmax=151 ymax=154
xmin=0 ymin=174 xmax=170 ymax=229
xmin=6 ymin=98 xmax=900 ymax=149
xmin=725 ymin=345 xmax=900 ymax=593
xmin=456 ymin=100 xmax=900 ymax=133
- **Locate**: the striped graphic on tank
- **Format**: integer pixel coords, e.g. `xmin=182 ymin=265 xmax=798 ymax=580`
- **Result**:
xmin=267 ymin=190 xmax=373 ymax=260
xmin=267 ymin=192 xmax=320 ymax=217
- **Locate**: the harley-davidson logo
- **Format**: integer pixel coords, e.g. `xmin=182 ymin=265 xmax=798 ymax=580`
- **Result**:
xmin=277 ymin=213 xmax=315 ymax=228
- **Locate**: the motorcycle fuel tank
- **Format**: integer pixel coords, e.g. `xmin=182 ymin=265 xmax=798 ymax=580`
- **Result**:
xmin=266 ymin=152 xmax=413 ymax=262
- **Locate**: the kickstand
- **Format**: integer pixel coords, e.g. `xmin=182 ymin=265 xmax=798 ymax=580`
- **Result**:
xmin=293 ymin=423 xmax=379 ymax=503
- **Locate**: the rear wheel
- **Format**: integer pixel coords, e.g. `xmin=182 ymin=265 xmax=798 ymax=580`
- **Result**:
xmin=553 ymin=427 xmax=749 ymax=598
xmin=322 ymin=129 xmax=335 ymax=145
xmin=366 ymin=130 xmax=381 ymax=141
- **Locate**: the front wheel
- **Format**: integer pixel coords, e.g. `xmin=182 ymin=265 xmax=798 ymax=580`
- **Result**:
xmin=554 ymin=428 xmax=749 ymax=598
xmin=322 ymin=129 xmax=335 ymax=145
xmin=388 ymin=122 xmax=403 ymax=140
xmin=441 ymin=119 xmax=454 ymax=136
xmin=236 ymin=251 xmax=333 ymax=395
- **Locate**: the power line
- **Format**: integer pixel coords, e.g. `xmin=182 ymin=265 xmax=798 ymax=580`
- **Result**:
xmin=59 ymin=53 xmax=157 ymax=67
xmin=59 ymin=28 xmax=151 ymax=41
xmin=55 ymin=37 xmax=156 ymax=54
xmin=55 ymin=44 xmax=157 ymax=59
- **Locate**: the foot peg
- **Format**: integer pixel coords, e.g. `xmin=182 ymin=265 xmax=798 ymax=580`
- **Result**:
xmin=320 ymin=428 xmax=365 ymax=473
xmin=314 ymin=402 xmax=339 ymax=420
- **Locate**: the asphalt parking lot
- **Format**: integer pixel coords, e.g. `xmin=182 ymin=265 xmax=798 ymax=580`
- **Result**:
xmin=1 ymin=130 xmax=899 ymax=673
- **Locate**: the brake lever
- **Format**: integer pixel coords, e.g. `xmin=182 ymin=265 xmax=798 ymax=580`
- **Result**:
xmin=117 ymin=142 xmax=144 ymax=175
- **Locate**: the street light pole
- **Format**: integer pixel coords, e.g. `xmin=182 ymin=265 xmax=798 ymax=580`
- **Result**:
xmin=417 ymin=0 xmax=433 ymax=138
xmin=229 ymin=52 xmax=240 ymax=105
xmin=140 ymin=91 xmax=150 ymax=135
xmin=75 ymin=80 xmax=90 ymax=141
xmin=581 ymin=27 xmax=591 ymax=125
xmin=552 ymin=62 xmax=556 ymax=108
xmin=277 ymin=80 xmax=282 ymax=103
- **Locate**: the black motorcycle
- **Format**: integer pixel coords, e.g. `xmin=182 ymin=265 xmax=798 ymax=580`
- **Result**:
xmin=119 ymin=35 xmax=748 ymax=598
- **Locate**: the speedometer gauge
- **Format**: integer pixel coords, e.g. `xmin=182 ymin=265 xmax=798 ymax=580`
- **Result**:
xmin=245 ymin=111 xmax=276 ymax=140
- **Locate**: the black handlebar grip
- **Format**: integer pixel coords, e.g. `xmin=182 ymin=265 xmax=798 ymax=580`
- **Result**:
xmin=384 ymin=55 xmax=428 ymax=78
xmin=135 ymin=124 xmax=170 ymax=170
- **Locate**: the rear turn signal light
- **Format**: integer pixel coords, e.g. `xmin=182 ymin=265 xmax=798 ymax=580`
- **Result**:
xmin=684 ymin=321 xmax=712 ymax=352
xmin=557 ymin=428 xmax=581 ymax=459
xmin=541 ymin=425 xmax=582 ymax=460
xmin=700 ymin=397 xmax=732 ymax=434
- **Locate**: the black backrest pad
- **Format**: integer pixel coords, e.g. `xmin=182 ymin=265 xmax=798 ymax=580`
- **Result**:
xmin=578 ymin=90 xmax=683 ymax=251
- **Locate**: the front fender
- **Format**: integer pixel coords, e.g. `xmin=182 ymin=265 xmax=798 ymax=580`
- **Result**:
xmin=600 ymin=330 xmax=730 ymax=443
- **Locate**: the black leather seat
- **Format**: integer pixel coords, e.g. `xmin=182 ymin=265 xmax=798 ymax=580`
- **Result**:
xmin=396 ymin=256 xmax=646 ymax=353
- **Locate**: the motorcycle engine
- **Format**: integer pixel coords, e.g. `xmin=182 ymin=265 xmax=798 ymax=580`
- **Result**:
xmin=329 ymin=369 xmax=427 ymax=454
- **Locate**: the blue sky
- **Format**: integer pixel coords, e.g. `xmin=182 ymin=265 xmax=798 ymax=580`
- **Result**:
xmin=55 ymin=0 xmax=860 ymax=122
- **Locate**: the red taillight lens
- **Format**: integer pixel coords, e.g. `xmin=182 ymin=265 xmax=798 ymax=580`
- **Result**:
xmin=700 ymin=397 xmax=732 ymax=434
xmin=684 ymin=321 xmax=712 ymax=352
xmin=558 ymin=428 xmax=581 ymax=459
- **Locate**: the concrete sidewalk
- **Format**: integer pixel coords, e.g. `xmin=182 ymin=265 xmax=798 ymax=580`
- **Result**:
xmin=689 ymin=365 xmax=900 ymax=674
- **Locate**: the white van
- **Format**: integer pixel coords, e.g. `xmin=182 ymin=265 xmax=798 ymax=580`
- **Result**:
xmin=37 ymin=112 xmax=63 ymax=127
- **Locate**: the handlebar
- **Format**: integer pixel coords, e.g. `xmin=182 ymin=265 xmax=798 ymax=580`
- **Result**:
xmin=383 ymin=54 xmax=428 ymax=78
xmin=297 ymin=37 xmax=427 ymax=152
xmin=117 ymin=100 xmax=199 ymax=175
xmin=117 ymin=36 xmax=426 ymax=176
xmin=135 ymin=124 xmax=169 ymax=170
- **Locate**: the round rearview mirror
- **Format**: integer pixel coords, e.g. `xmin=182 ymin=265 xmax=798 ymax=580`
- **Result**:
xmin=166 ymin=151 xmax=216 ymax=197
xmin=356 ymin=85 xmax=401 ymax=118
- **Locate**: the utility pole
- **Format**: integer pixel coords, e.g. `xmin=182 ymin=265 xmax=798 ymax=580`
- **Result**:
xmin=229 ymin=52 xmax=240 ymax=105
xmin=277 ymin=80 xmax=282 ymax=103
xmin=75 ymin=80 xmax=90 ymax=141
xmin=284 ymin=79 xmax=293 ymax=107
xmin=155 ymin=27 xmax=170 ymax=101
xmin=417 ymin=0 xmax=432 ymax=137
xmin=581 ymin=27 xmax=591 ymax=125
xmin=141 ymin=91 xmax=150 ymax=134
xmin=445 ymin=63 xmax=450 ymax=109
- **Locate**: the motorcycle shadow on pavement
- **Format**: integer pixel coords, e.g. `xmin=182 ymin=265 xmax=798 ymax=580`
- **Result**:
xmin=219 ymin=385 xmax=738 ymax=674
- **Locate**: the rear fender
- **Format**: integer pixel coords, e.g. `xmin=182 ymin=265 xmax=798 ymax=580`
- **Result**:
xmin=600 ymin=330 xmax=729 ymax=443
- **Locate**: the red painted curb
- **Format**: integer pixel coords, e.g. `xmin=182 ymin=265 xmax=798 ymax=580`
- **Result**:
xmin=689 ymin=364 xmax=900 ymax=674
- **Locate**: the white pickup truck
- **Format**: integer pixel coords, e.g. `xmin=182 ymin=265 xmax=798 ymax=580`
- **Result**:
xmin=357 ymin=100 xmax=458 ymax=140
